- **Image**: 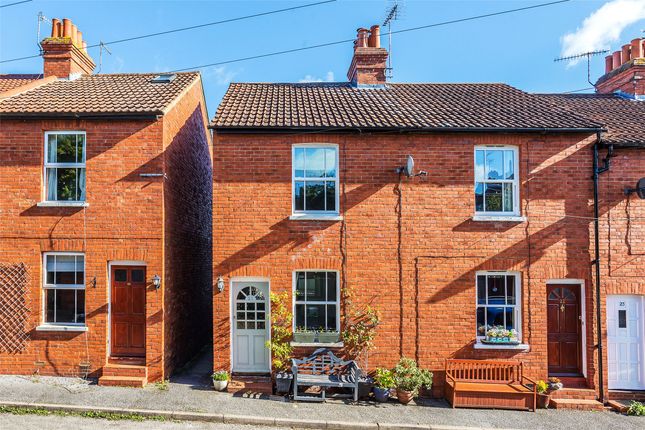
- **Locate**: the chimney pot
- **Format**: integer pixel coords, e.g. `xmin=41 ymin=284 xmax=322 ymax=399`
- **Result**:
xmin=82 ymin=41 xmax=87 ymax=52
xmin=62 ymin=18 xmax=72 ymax=38
xmin=604 ymin=55 xmax=613 ymax=73
xmin=368 ymin=25 xmax=380 ymax=48
xmin=356 ymin=28 xmax=369 ymax=48
xmin=631 ymin=38 xmax=643 ymax=59
xmin=621 ymin=44 xmax=631 ymax=64
xmin=51 ymin=19 xmax=60 ymax=37
xmin=611 ymin=50 xmax=622 ymax=69
xmin=71 ymin=24 xmax=78 ymax=45
xmin=77 ymin=30 xmax=83 ymax=47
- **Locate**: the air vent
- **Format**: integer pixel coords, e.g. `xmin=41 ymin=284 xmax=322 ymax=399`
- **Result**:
xmin=150 ymin=74 xmax=176 ymax=83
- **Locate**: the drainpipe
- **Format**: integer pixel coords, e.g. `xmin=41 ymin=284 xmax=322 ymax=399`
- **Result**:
xmin=592 ymin=133 xmax=613 ymax=404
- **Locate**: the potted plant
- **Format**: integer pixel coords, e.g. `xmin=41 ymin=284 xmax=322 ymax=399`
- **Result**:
xmin=317 ymin=329 xmax=340 ymax=344
xmin=265 ymin=292 xmax=294 ymax=394
xmin=547 ymin=376 xmax=563 ymax=392
xmin=373 ymin=368 xmax=395 ymax=402
xmin=293 ymin=327 xmax=315 ymax=343
xmin=483 ymin=326 xmax=519 ymax=345
xmin=212 ymin=370 xmax=229 ymax=391
xmin=392 ymin=357 xmax=433 ymax=405
xmin=342 ymin=305 xmax=381 ymax=399
xmin=536 ymin=380 xmax=550 ymax=408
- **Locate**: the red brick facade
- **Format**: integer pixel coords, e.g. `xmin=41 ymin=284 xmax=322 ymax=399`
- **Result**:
xmin=213 ymin=131 xmax=610 ymax=397
xmin=0 ymin=80 xmax=212 ymax=383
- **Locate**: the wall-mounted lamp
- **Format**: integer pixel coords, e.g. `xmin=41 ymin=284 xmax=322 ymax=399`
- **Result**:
xmin=624 ymin=177 xmax=645 ymax=199
xmin=152 ymin=274 xmax=161 ymax=290
xmin=217 ymin=276 xmax=225 ymax=293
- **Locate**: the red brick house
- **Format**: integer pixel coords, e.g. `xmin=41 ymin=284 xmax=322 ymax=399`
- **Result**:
xmin=0 ymin=19 xmax=212 ymax=387
xmin=543 ymin=37 xmax=645 ymax=402
xmin=210 ymin=25 xmax=645 ymax=405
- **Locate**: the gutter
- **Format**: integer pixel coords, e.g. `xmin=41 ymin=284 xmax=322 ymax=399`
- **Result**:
xmin=592 ymin=132 xmax=614 ymax=404
xmin=0 ymin=112 xmax=162 ymax=120
xmin=209 ymin=125 xmax=605 ymax=134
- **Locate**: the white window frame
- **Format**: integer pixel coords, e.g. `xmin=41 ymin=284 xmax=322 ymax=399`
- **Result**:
xmin=292 ymin=270 xmax=340 ymax=333
xmin=40 ymin=252 xmax=86 ymax=328
xmin=43 ymin=131 xmax=87 ymax=203
xmin=475 ymin=271 xmax=522 ymax=341
xmin=291 ymin=144 xmax=340 ymax=219
xmin=473 ymin=145 xmax=520 ymax=217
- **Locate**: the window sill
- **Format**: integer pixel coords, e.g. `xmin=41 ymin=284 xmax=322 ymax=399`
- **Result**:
xmin=474 ymin=342 xmax=529 ymax=351
xmin=290 ymin=341 xmax=344 ymax=348
xmin=289 ymin=214 xmax=343 ymax=221
xmin=472 ymin=215 xmax=526 ymax=222
xmin=37 ymin=201 xmax=89 ymax=208
xmin=36 ymin=324 xmax=88 ymax=332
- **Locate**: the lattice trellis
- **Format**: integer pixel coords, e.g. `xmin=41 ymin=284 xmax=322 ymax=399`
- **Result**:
xmin=0 ymin=263 xmax=31 ymax=353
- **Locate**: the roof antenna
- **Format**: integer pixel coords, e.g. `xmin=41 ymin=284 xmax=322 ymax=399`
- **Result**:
xmin=97 ymin=41 xmax=112 ymax=74
xmin=554 ymin=50 xmax=609 ymax=87
xmin=36 ymin=12 xmax=49 ymax=53
xmin=383 ymin=0 xmax=402 ymax=80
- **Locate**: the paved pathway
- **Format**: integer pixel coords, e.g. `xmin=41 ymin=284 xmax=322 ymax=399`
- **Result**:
xmin=0 ymin=349 xmax=641 ymax=430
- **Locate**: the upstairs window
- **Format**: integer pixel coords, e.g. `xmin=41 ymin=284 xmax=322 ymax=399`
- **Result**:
xmin=474 ymin=147 xmax=518 ymax=215
xmin=45 ymin=132 xmax=86 ymax=202
xmin=293 ymin=145 xmax=338 ymax=214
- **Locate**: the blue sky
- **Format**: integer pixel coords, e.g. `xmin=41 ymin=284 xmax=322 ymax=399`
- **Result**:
xmin=1 ymin=0 xmax=644 ymax=117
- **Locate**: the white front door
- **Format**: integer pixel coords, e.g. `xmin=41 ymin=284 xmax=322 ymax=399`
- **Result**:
xmin=607 ymin=295 xmax=645 ymax=390
xmin=232 ymin=281 xmax=270 ymax=373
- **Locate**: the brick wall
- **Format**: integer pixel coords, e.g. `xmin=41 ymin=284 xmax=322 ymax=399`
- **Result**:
xmin=0 ymin=118 xmax=165 ymax=378
xmin=596 ymin=146 xmax=645 ymax=396
xmin=162 ymin=80 xmax=213 ymax=376
xmin=213 ymin=131 xmax=599 ymax=396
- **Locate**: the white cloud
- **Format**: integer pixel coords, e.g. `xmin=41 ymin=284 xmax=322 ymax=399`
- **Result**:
xmin=202 ymin=66 xmax=238 ymax=86
xmin=299 ymin=71 xmax=335 ymax=83
xmin=561 ymin=0 xmax=645 ymax=66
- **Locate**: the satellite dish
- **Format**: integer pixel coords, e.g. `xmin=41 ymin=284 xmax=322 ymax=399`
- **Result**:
xmin=404 ymin=155 xmax=414 ymax=177
xmin=625 ymin=177 xmax=645 ymax=199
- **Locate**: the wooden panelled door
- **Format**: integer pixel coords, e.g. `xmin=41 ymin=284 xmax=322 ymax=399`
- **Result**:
xmin=547 ymin=284 xmax=582 ymax=375
xmin=111 ymin=266 xmax=146 ymax=357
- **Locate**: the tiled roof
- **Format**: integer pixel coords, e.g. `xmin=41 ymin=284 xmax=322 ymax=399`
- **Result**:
xmin=211 ymin=82 xmax=602 ymax=131
xmin=0 ymin=72 xmax=200 ymax=117
xmin=538 ymin=93 xmax=645 ymax=147
xmin=0 ymin=74 xmax=43 ymax=93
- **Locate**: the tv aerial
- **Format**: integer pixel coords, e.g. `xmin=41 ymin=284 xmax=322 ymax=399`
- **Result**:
xmin=383 ymin=1 xmax=403 ymax=79
xmin=554 ymin=49 xmax=610 ymax=86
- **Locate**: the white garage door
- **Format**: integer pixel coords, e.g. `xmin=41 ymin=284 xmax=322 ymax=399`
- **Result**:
xmin=607 ymin=295 xmax=645 ymax=390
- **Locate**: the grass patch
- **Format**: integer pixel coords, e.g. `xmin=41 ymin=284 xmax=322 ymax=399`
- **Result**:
xmin=0 ymin=405 xmax=166 ymax=422
xmin=154 ymin=379 xmax=170 ymax=391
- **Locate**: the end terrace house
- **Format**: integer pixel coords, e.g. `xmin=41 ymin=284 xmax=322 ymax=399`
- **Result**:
xmin=0 ymin=18 xmax=212 ymax=387
xmin=210 ymin=24 xmax=613 ymax=398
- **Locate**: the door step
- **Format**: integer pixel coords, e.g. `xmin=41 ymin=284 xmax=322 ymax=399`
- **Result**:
xmin=99 ymin=362 xmax=148 ymax=387
xmin=98 ymin=375 xmax=147 ymax=388
xmin=556 ymin=376 xmax=588 ymax=389
xmin=549 ymin=398 xmax=604 ymax=411
xmin=228 ymin=375 xmax=272 ymax=395
xmin=550 ymin=388 xmax=597 ymax=401
xmin=608 ymin=390 xmax=645 ymax=401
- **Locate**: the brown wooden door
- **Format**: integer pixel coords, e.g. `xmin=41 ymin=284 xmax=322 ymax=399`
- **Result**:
xmin=547 ymin=284 xmax=582 ymax=375
xmin=111 ymin=266 xmax=146 ymax=357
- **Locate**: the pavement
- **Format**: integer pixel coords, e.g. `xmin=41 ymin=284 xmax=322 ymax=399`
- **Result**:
xmin=0 ymin=349 xmax=641 ymax=430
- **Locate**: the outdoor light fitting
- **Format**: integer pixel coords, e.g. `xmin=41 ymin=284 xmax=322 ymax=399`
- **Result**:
xmin=217 ymin=276 xmax=225 ymax=293
xmin=624 ymin=177 xmax=645 ymax=199
xmin=152 ymin=274 xmax=161 ymax=289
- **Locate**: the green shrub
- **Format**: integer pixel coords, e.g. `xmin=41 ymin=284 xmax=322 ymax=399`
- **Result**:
xmin=264 ymin=292 xmax=293 ymax=373
xmin=536 ymin=380 xmax=548 ymax=394
xmin=373 ymin=368 xmax=395 ymax=389
xmin=627 ymin=401 xmax=645 ymax=416
xmin=212 ymin=370 xmax=228 ymax=381
xmin=392 ymin=357 xmax=432 ymax=394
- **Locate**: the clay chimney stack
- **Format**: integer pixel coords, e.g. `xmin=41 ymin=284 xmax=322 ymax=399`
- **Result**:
xmin=41 ymin=18 xmax=95 ymax=78
xmin=347 ymin=24 xmax=388 ymax=86
xmin=596 ymin=37 xmax=644 ymax=97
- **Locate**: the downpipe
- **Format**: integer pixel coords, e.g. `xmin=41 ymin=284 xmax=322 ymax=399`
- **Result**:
xmin=592 ymin=134 xmax=613 ymax=404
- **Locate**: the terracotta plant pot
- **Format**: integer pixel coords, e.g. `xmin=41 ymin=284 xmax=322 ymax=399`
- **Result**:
xmin=396 ymin=389 xmax=415 ymax=405
xmin=537 ymin=393 xmax=550 ymax=409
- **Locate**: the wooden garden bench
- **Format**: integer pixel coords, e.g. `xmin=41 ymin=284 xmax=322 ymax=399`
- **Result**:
xmin=445 ymin=359 xmax=537 ymax=411
xmin=291 ymin=348 xmax=360 ymax=402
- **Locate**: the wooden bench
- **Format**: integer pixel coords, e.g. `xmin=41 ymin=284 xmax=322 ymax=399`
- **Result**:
xmin=291 ymin=348 xmax=359 ymax=402
xmin=445 ymin=359 xmax=537 ymax=411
